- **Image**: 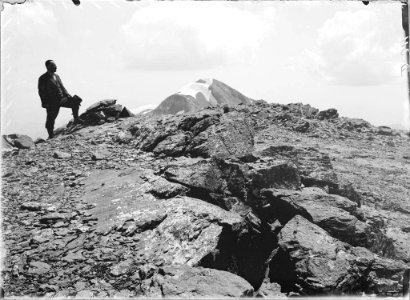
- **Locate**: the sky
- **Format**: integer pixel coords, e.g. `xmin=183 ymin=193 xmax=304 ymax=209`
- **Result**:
xmin=1 ymin=0 xmax=409 ymax=139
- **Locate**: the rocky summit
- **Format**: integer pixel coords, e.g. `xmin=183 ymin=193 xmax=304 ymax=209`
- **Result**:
xmin=1 ymin=97 xmax=410 ymax=297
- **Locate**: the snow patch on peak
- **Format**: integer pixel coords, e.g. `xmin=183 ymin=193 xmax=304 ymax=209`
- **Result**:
xmin=178 ymin=78 xmax=214 ymax=103
xmin=131 ymin=104 xmax=157 ymax=115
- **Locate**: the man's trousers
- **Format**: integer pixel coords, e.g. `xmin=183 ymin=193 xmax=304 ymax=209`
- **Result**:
xmin=45 ymin=97 xmax=80 ymax=138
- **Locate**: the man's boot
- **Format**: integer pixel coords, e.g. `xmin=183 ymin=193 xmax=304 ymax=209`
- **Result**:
xmin=73 ymin=106 xmax=81 ymax=124
xmin=47 ymin=127 xmax=54 ymax=139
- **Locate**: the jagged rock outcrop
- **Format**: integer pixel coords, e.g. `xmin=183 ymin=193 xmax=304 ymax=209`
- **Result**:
xmin=2 ymin=97 xmax=409 ymax=298
xmin=82 ymin=99 xmax=134 ymax=124
xmin=54 ymin=99 xmax=134 ymax=136
xmin=317 ymin=108 xmax=339 ymax=120
xmin=129 ymin=109 xmax=256 ymax=158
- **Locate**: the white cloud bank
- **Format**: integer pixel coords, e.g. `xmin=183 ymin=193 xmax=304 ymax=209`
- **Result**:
xmin=120 ymin=2 xmax=274 ymax=70
xmin=307 ymin=8 xmax=404 ymax=86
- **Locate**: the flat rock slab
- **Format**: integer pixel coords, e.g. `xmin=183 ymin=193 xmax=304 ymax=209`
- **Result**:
xmin=143 ymin=265 xmax=254 ymax=298
xmin=82 ymin=168 xmax=155 ymax=232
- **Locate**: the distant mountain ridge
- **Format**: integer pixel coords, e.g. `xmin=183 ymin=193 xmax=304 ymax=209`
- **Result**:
xmin=152 ymin=78 xmax=253 ymax=115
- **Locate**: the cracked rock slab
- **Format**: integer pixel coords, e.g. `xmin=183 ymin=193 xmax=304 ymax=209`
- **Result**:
xmin=269 ymin=215 xmax=408 ymax=296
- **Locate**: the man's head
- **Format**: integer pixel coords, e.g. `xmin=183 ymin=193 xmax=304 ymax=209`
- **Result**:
xmin=45 ymin=60 xmax=57 ymax=73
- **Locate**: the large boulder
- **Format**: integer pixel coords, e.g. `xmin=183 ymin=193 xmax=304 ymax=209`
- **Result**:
xmin=360 ymin=205 xmax=410 ymax=263
xmin=317 ymin=108 xmax=339 ymax=120
xmin=186 ymin=112 xmax=255 ymax=158
xmin=260 ymin=188 xmax=398 ymax=259
xmin=152 ymin=132 xmax=191 ymax=157
xmin=80 ymin=100 xmax=123 ymax=125
xmin=246 ymin=160 xmax=301 ymax=196
xmin=77 ymin=99 xmax=134 ymax=127
xmin=269 ymin=215 xmax=408 ymax=296
xmin=256 ymin=145 xmax=339 ymax=193
xmin=85 ymin=99 xmax=117 ymax=113
xmin=177 ymin=109 xmax=221 ymax=133
xmin=2 ymin=134 xmax=35 ymax=150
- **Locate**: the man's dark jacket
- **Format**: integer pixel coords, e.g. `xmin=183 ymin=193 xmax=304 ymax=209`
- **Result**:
xmin=38 ymin=72 xmax=70 ymax=109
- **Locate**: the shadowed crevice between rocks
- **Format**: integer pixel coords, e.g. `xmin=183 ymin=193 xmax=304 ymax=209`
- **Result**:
xmin=268 ymin=248 xmax=298 ymax=294
xmin=198 ymin=217 xmax=277 ymax=290
xmin=162 ymin=175 xmax=217 ymax=204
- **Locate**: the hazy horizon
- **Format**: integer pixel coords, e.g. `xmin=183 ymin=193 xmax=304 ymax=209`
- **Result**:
xmin=2 ymin=0 xmax=410 ymax=139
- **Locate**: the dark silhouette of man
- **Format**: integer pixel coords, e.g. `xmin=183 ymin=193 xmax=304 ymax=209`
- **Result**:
xmin=38 ymin=60 xmax=81 ymax=139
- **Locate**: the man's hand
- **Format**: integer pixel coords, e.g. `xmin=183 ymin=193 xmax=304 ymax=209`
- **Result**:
xmin=60 ymin=97 xmax=69 ymax=106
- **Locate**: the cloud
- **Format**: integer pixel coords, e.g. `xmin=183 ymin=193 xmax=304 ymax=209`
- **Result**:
xmin=120 ymin=2 xmax=274 ymax=71
xmin=306 ymin=8 xmax=404 ymax=86
xmin=2 ymin=1 xmax=58 ymax=38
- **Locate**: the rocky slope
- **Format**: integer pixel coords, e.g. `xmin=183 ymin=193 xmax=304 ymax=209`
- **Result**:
xmin=151 ymin=78 xmax=253 ymax=115
xmin=1 ymin=99 xmax=410 ymax=297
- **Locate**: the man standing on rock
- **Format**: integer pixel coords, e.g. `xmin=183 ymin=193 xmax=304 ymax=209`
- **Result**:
xmin=38 ymin=60 xmax=81 ymax=139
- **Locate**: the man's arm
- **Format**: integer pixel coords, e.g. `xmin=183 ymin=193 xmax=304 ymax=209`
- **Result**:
xmin=38 ymin=76 xmax=50 ymax=108
xmin=56 ymin=75 xmax=71 ymax=98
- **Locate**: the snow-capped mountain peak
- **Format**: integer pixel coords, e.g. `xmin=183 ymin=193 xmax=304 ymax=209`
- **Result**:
xmin=152 ymin=78 xmax=253 ymax=115
xmin=177 ymin=78 xmax=217 ymax=105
